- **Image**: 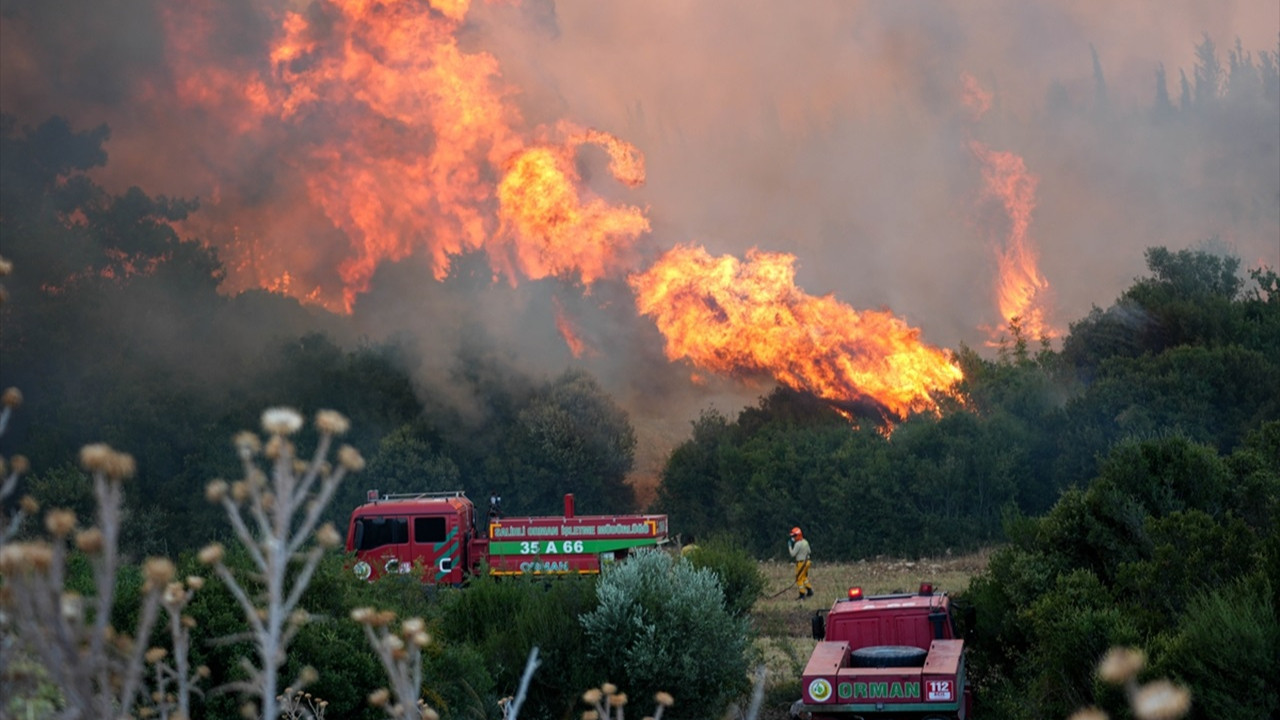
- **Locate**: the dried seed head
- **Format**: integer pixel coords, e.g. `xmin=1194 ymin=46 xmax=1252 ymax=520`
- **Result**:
xmin=230 ymin=481 xmax=250 ymax=503
xmin=582 ymin=712 xmax=599 ymax=720
xmin=205 ymin=480 xmax=229 ymax=503
xmin=198 ymin=543 xmax=225 ymax=566
xmin=260 ymin=492 xmax=275 ymax=511
xmin=239 ymin=702 xmax=258 ymax=719
xmin=1132 ymin=679 xmax=1191 ymax=720
xmin=315 ymin=522 xmax=342 ymax=549
xmin=290 ymin=609 xmax=311 ymax=627
xmin=0 ymin=542 xmax=54 ymax=573
xmin=402 ymin=617 xmax=425 ymax=635
xmin=1 ymin=387 xmax=22 ymax=408
xmin=654 ymin=691 xmax=674 ymax=707
xmin=103 ymin=450 xmax=135 ymax=481
xmin=10 ymin=456 xmax=30 ymax=475
xmin=261 ymin=407 xmax=304 ymax=436
xmin=185 ymin=575 xmax=205 ymax=590
xmin=582 ymin=689 xmax=603 ymax=705
xmin=383 ymin=634 xmax=405 ymax=652
xmin=61 ymin=592 xmax=84 ymax=621
xmin=144 ymin=557 xmax=177 ymax=590
xmin=145 ymin=647 xmax=168 ymax=664
xmin=79 ymin=443 xmax=113 ymax=473
xmin=1067 ymin=708 xmax=1109 ymax=720
xmin=1097 ymin=646 xmax=1146 ymax=685
xmin=420 ymin=707 xmax=439 ymax=720
xmin=299 ymin=665 xmax=319 ymax=685
xmin=411 ymin=631 xmax=431 ymax=648
xmin=19 ymin=495 xmax=39 ymax=514
xmin=75 ymin=527 xmax=104 ymax=553
xmin=0 ymin=256 xmax=11 ymax=276
xmin=315 ymin=410 xmax=350 ymax=436
xmin=350 ymin=607 xmax=375 ymax=624
xmin=181 ymin=614 xmax=197 ymax=629
xmin=163 ymin=581 xmax=187 ymax=606
xmin=375 ymin=610 xmax=397 ymax=626
xmin=197 ymin=665 xmax=211 ymax=678
xmin=609 ymin=693 xmax=627 ymax=707
xmin=292 ymin=459 xmax=308 ymax=476
xmin=601 ymin=684 xmax=617 ymax=696
xmin=234 ymin=431 xmax=261 ymax=458
xmin=338 ymin=445 xmax=365 ymax=472
xmin=369 ymin=689 xmax=390 ymax=707
xmin=44 ymin=509 xmax=77 ymax=538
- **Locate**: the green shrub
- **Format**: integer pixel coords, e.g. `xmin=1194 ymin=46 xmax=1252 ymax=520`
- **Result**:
xmin=1152 ymin=573 xmax=1280 ymax=720
xmin=439 ymin=572 xmax=599 ymax=719
xmin=683 ymin=534 xmax=766 ymax=618
xmin=580 ymin=549 xmax=751 ymax=720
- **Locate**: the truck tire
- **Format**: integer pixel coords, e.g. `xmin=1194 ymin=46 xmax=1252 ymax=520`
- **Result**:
xmin=848 ymin=645 xmax=928 ymax=668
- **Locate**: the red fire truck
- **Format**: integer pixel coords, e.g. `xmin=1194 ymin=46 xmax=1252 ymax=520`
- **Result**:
xmin=795 ymin=584 xmax=973 ymax=719
xmin=345 ymin=490 xmax=669 ymax=584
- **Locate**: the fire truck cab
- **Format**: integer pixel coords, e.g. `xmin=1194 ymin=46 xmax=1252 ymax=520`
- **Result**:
xmin=347 ymin=490 xmax=481 ymax=584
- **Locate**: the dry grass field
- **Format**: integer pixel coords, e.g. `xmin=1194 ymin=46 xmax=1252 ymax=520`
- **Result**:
xmin=746 ymin=549 xmax=993 ymax=718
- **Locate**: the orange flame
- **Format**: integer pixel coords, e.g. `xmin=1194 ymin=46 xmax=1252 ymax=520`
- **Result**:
xmin=960 ymin=72 xmax=993 ymax=120
xmin=157 ymin=0 xmax=647 ymax=312
xmin=493 ymin=132 xmax=649 ymax=286
xmin=629 ymin=246 xmax=963 ymax=420
xmin=971 ymin=141 xmax=1056 ymax=344
xmin=552 ymin=296 xmax=594 ymax=359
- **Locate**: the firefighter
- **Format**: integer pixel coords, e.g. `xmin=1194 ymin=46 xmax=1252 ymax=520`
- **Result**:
xmin=789 ymin=526 xmax=813 ymax=600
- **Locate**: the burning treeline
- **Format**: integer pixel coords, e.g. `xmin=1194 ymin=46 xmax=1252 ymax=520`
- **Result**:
xmin=144 ymin=0 xmax=970 ymax=421
xmin=8 ymin=0 xmax=1273 ymax=425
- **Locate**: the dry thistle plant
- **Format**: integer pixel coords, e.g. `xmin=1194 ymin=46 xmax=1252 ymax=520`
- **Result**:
xmin=140 ymin=576 xmax=212 ymax=720
xmin=579 ymin=683 xmax=675 ymax=720
xmin=0 ymin=384 xmax=36 ymax=694
xmin=1 ymin=387 xmax=34 ymax=545
xmin=199 ymin=407 xmax=361 ymax=720
xmin=576 ymin=667 xmax=768 ymax=720
xmin=278 ymin=685 xmax=330 ymax=720
xmin=0 ymin=443 xmax=191 ymax=718
xmin=1068 ymin=646 xmax=1192 ymax=720
xmin=351 ymin=607 xmax=441 ymax=720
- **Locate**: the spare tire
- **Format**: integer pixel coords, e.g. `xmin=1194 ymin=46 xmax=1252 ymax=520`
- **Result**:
xmin=849 ymin=645 xmax=928 ymax=668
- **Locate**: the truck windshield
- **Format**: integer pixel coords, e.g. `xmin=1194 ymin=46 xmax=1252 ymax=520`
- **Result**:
xmin=353 ymin=517 xmax=409 ymax=551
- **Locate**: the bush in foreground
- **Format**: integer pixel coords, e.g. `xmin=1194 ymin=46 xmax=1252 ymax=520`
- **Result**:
xmin=580 ymin=549 xmax=752 ymax=720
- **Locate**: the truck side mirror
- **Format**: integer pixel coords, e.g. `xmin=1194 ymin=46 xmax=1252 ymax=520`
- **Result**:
xmin=811 ymin=611 xmax=826 ymax=640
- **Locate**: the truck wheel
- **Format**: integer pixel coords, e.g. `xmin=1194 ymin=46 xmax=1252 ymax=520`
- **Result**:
xmin=848 ymin=645 xmax=929 ymax=668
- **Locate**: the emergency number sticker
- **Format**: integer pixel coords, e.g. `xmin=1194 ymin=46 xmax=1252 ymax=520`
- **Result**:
xmin=807 ymin=678 xmax=832 ymax=702
xmin=926 ymin=679 xmax=953 ymax=701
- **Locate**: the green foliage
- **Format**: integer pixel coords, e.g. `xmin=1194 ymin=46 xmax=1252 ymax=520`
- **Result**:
xmin=1152 ymin=574 xmax=1280 ymax=720
xmin=438 ymin=572 xmax=599 ymax=719
xmin=580 ymin=550 xmax=751 ymax=720
xmin=682 ymin=535 xmax=766 ymax=618
xmin=960 ymin=434 xmax=1279 ymax=720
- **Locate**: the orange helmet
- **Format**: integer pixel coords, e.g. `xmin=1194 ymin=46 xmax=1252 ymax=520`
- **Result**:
xmin=790 ymin=527 xmax=803 ymax=539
